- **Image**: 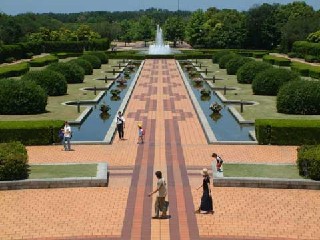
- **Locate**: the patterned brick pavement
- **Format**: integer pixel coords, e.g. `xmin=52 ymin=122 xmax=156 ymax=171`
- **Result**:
xmin=0 ymin=59 xmax=319 ymax=240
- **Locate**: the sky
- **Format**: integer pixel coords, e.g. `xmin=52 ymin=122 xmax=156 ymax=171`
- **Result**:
xmin=0 ymin=0 xmax=319 ymax=15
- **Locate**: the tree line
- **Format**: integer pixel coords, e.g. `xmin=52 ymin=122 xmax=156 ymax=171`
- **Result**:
xmin=0 ymin=2 xmax=319 ymax=51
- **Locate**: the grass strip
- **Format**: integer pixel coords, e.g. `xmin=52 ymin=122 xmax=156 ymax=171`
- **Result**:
xmin=29 ymin=164 xmax=97 ymax=179
xmin=223 ymin=164 xmax=303 ymax=179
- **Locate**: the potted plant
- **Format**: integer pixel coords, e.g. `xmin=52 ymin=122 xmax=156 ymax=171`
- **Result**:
xmin=200 ymin=88 xmax=211 ymax=101
xmin=210 ymin=102 xmax=223 ymax=114
xmin=110 ymin=89 xmax=121 ymax=101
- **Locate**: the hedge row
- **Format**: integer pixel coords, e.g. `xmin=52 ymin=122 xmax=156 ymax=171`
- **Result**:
xmin=29 ymin=55 xmax=59 ymax=67
xmin=262 ymin=55 xmax=291 ymax=66
xmin=0 ymin=62 xmax=30 ymax=79
xmin=55 ymin=52 xmax=83 ymax=59
xmin=0 ymin=39 xmax=110 ymax=63
xmin=255 ymin=119 xmax=320 ymax=146
xmin=297 ymin=145 xmax=320 ymax=180
xmin=0 ymin=141 xmax=29 ymax=181
xmin=0 ymin=120 xmax=64 ymax=145
xmin=292 ymin=41 xmax=320 ymax=58
xmin=291 ymin=62 xmax=320 ymax=79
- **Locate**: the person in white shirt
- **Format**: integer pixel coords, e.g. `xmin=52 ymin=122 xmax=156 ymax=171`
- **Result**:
xmin=115 ymin=111 xmax=125 ymax=140
xmin=63 ymin=121 xmax=72 ymax=151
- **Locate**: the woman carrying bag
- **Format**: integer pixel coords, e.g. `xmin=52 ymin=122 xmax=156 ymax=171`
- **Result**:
xmin=195 ymin=168 xmax=214 ymax=214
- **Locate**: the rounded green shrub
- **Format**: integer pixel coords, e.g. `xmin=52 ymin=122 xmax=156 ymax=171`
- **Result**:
xmin=0 ymin=78 xmax=47 ymax=114
xmin=218 ymin=53 xmax=237 ymax=69
xmin=21 ymin=70 xmax=67 ymax=96
xmin=297 ymin=145 xmax=320 ymax=180
xmin=212 ymin=50 xmax=231 ymax=63
xmin=277 ymin=81 xmax=320 ymax=114
xmin=226 ymin=57 xmax=254 ymax=75
xmin=0 ymin=141 xmax=29 ymax=181
xmin=237 ymin=61 xmax=272 ymax=84
xmin=80 ymin=55 xmax=101 ymax=69
xmin=252 ymin=68 xmax=300 ymax=96
xmin=86 ymin=51 xmax=108 ymax=64
xmin=47 ymin=62 xmax=85 ymax=83
xmin=69 ymin=59 xmax=93 ymax=75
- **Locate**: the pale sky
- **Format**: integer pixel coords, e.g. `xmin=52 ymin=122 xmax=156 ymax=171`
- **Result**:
xmin=0 ymin=0 xmax=319 ymax=15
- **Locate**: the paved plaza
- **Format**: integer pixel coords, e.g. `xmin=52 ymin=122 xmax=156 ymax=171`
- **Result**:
xmin=0 ymin=59 xmax=319 ymax=240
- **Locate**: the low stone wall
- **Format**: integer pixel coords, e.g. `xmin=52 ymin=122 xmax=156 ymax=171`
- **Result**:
xmin=213 ymin=177 xmax=320 ymax=190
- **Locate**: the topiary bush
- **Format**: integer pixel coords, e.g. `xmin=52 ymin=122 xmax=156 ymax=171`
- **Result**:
xmin=252 ymin=68 xmax=300 ymax=96
xmin=237 ymin=61 xmax=272 ymax=84
xmin=277 ymin=81 xmax=320 ymax=115
xmin=297 ymin=145 xmax=320 ymax=180
xmin=0 ymin=78 xmax=47 ymax=114
xmin=226 ymin=56 xmax=254 ymax=75
xmin=80 ymin=55 xmax=101 ymax=69
xmin=21 ymin=70 xmax=67 ymax=96
xmin=68 ymin=58 xmax=93 ymax=75
xmin=218 ymin=53 xmax=237 ymax=69
xmin=85 ymin=51 xmax=108 ymax=64
xmin=212 ymin=50 xmax=231 ymax=63
xmin=0 ymin=141 xmax=29 ymax=181
xmin=47 ymin=62 xmax=84 ymax=83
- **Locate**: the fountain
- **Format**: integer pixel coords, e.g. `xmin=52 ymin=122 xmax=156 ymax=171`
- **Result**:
xmin=148 ymin=25 xmax=171 ymax=55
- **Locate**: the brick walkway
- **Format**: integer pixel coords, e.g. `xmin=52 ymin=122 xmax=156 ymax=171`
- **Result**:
xmin=0 ymin=59 xmax=319 ymax=240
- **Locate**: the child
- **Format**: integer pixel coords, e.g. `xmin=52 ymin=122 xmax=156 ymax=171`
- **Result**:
xmin=138 ymin=123 xmax=144 ymax=144
xmin=212 ymin=153 xmax=223 ymax=172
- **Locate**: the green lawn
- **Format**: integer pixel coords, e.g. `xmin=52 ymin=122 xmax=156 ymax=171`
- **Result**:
xmin=29 ymin=164 xmax=97 ymax=179
xmin=223 ymin=164 xmax=303 ymax=179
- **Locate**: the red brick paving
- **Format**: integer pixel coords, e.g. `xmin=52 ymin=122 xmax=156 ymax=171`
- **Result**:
xmin=0 ymin=59 xmax=319 ymax=240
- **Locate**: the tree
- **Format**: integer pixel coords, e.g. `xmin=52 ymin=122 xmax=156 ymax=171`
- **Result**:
xmin=203 ymin=9 xmax=247 ymax=49
xmin=135 ymin=16 xmax=153 ymax=47
xmin=185 ymin=10 xmax=206 ymax=47
xmin=75 ymin=24 xmax=101 ymax=41
xmin=245 ymin=3 xmax=280 ymax=49
xmin=163 ymin=17 xmax=185 ymax=47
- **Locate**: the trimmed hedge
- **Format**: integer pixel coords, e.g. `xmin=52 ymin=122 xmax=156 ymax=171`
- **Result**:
xmin=0 ymin=62 xmax=30 ymax=79
xmin=0 ymin=120 xmax=64 ymax=145
xmin=29 ymin=55 xmax=59 ymax=67
xmin=79 ymin=55 xmax=101 ymax=69
xmin=55 ymin=52 xmax=83 ymax=59
xmin=47 ymin=62 xmax=85 ymax=83
xmin=85 ymin=51 xmax=108 ymax=64
xmin=277 ymin=81 xmax=320 ymax=115
xmin=226 ymin=56 xmax=254 ymax=75
xmin=0 ymin=79 xmax=47 ymax=114
xmin=237 ymin=61 xmax=272 ymax=84
xmin=68 ymin=59 xmax=93 ymax=75
xmin=292 ymin=41 xmax=320 ymax=58
xmin=252 ymin=68 xmax=300 ymax=96
xmin=255 ymin=119 xmax=320 ymax=145
xmin=262 ymin=55 xmax=291 ymax=66
xmin=297 ymin=145 xmax=320 ymax=180
xmin=212 ymin=51 xmax=231 ymax=64
xmin=0 ymin=141 xmax=29 ymax=181
xmin=21 ymin=70 xmax=67 ymax=96
xmin=218 ymin=53 xmax=237 ymax=69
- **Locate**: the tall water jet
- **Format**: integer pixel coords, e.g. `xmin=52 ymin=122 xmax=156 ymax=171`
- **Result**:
xmin=148 ymin=25 xmax=171 ymax=55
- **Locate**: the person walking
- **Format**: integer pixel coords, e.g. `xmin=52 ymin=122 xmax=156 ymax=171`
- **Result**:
xmin=195 ymin=168 xmax=214 ymax=214
xmin=212 ymin=153 xmax=224 ymax=172
xmin=137 ymin=123 xmax=144 ymax=144
xmin=62 ymin=121 xmax=72 ymax=151
xmin=148 ymin=171 xmax=168 ymax=219
xmin=115 ymin=111 xmax=125 ymax=140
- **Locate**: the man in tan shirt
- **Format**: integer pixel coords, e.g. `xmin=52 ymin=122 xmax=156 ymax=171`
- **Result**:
xmin=148 ymin=171 xmax=167 ymax=219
